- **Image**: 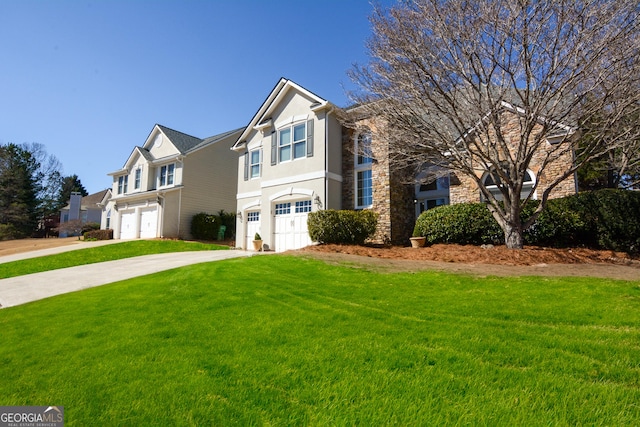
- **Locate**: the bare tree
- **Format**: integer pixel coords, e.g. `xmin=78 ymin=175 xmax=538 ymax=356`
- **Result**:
xmin=349 ymin=0 xmax=640 ymax=248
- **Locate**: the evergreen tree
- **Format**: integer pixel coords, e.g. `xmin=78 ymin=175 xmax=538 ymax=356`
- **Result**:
xmin=0 ymin=144 xmax=40 ymax=238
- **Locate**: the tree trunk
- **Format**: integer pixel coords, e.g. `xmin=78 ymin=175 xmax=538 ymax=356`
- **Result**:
xmin=504 ymin=222 xmax=524 ymax=249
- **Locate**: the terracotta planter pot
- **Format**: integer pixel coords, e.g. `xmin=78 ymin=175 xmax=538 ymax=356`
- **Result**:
xmin=252 ymin=240 xmax=263 ymax=251
xmin=409 ymin=237 xmax=426 ymax=248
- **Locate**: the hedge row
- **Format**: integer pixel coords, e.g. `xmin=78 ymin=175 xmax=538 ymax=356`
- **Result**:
xmin=191 ymin=211 xmax=236 ymax=241
xmin=413 ymin=189 xmax=640 ymax=253
xmin=84 ymin=229 xmax=114 ymax=240
xmin=308 ymin=209 xmax=378 ymax=245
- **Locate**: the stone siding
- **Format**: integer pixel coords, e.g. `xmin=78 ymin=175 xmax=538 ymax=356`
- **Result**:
xmin=343 ymin=119 xmax=414 ymax=245
xmin=450 ymin=111 xmax=576 ymax=203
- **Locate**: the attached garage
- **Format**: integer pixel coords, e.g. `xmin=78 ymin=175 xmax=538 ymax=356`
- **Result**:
xmin=273 ymin=200 xmax=312 ymax=252
xmin=139 ymin=207 xmax=158 ymax=238
xmin=119 ymin=210 xmax=137 ymax=240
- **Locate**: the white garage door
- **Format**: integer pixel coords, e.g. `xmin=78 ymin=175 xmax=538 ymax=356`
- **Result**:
xmin=273 ymin=200 xmax=312 ymax=252
xmin=139 ymin=207 xmax=158 ymax=239
xmin=245 ymin=211 xmax=261 ymax=250
xmin=119 ymin=210 xmax=137 ymax=240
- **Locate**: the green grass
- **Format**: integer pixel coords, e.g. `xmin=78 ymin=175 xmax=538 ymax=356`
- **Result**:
xmin=1 ymin=255 xmax=639 ymax=425
xmin=0 ymin=240 xmax=228 ymax=278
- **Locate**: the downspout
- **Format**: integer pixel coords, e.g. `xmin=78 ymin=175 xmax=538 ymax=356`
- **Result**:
xmin=177 ymin=188 xmax=182 ymax=238
xmin=157 ymin=194 xmax=165 ymax=238
xmin=176 ymin=156 xmax=185 ymax=238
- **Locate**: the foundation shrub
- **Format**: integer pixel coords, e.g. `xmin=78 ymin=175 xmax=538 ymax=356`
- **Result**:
xmin=84 ymin=229 xmax=114 ymax=240
xmin=559 ymin=189 xmax=640 ymax=253
xmin=413 ymin=190 xmax=639 ymax=253
xmin=413 ymin=203 xmax=502 ymax=245
xmin=191 ymin=213 xmax=218 ymax=241
xmin=191 ymin=211 xmax=236 ymax=241
xmin=308 ymin=209 xmax=378 ymax=245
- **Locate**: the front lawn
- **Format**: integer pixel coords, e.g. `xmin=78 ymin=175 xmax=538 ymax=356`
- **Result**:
xmin=0 ymin=240 xmax=228 ymax=278
xmin=0 ymin=255 xmax=638 ymax=425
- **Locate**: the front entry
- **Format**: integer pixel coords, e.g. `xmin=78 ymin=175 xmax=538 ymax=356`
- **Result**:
xmin=245 ymin=211 xmax=261 ymax=250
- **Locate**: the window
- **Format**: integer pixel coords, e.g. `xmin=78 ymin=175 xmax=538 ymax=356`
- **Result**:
xmin=247 ymin=211 xmax=260 ymax=222
xmin=354 ymin=132 xmax=373 ymax=208
xmin=134 ymin=168 xmax=141 ymax=190
xmin=279 ymin=122 xmax=306 ymax=162
xmin=415 ymin=168 xmax=451 ymax=217
xmin=356 ymin=169 xmax=373 ymax=208
xmin=295 ymin=200 xmax=312 ymax=213
xmin=483 ymin=169 xmax=535 ymax=201
xmin=118 ymin=175 xmax=128 ymax=194
xmin=275 ymin=203 xmax=291 ymax=215
xmin=250 ymin=149 xmax=261 ymax=178
xmin=160 ymin=164 xmax=175 ymax=187
xmin=106 ymin=209 xmax=111 ymax=229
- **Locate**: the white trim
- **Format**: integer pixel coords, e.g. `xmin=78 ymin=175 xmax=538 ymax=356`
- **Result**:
xmin=327 ymin=171 xmax=342 ymax=183
xmin=261 ymin=171 xmax=325 ymax=188
xmin=269 ymin=188 xmax=314 ymax=202
xmin=237 ymin=190 xmax=262 ymax=200
xmin=241 ymin=199 xmax=262 ymax=211
xmin=275 ymin=114 xmax=309 ymax=129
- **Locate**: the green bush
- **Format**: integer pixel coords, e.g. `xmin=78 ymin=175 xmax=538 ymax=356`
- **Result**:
xmin=413 ymin=203 xmax=503 ymax=245
xmin=84 ymin=229 xmax=114 ymax=240
xmin=521 ymin=200 xmax=585 ymax=247
xmin=559 ymin=189 xmax=640 ymax=253
xmin=191 ymin=212 xmax=218 ymax=241
xmin=308 ymin=209 xmax=378 ymax=245
xmin=190 ymin=210 xmax=236 ymax=241
xmin=412 ymin=190 xmax=640 ymax=253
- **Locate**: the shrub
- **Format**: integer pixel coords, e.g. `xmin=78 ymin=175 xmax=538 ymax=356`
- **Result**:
xmin=84 ymin=229 xmax=113 ymax=240
xmin=560 ymin=189 xmax=640 ymax=253
xmin=308 ymin=209 xmax=378 ymax=245
xmin=413 ymin=189 xmax=639 ymax=253
xmin=191 ymin=212 xmax=218 ymax=241
xmin=413 ymin=203 xmax=502 ymax=245
xmin=522 ymin=200 xmax=585 ymax=247
xmin=82 ymin=222 xmax=100 ymax=233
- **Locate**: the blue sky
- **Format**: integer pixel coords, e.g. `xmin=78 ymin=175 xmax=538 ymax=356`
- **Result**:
xmin=0 ymin=1 xmax=384 ymax=194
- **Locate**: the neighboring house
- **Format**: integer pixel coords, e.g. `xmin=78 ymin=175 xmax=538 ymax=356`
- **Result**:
xmin=59 ymin=189 xmax=111 ymax=237
xmin=103 ymin=124 xmax=242 ymax=240
xmin=233 ymin=78 xmax=578 ymax=251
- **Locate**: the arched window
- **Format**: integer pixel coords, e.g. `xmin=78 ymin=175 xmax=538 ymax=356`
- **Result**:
xmin=482 ymin=169 xmax=536 ymax=201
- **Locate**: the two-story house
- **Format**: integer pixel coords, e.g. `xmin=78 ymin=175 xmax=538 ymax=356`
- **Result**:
xmin=104 ymin=124 xmax=242 ymax=240
xmin=233 ymin=78 xmax=577 ymax=251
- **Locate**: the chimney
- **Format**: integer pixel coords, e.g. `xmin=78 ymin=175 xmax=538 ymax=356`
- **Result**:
xmin=69 ymin=192 xmax=82 ymax=221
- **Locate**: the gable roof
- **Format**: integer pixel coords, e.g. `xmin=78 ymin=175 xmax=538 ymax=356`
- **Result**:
xmin=187 ymin=127 xmax=244 ymax=154
xmin=155 ymin=124 xmax=203 ymax=154
xmin=109 ymin=125 xmax=243 ymax=175
xmin=231 ymin=78 xmax=333 ymax=151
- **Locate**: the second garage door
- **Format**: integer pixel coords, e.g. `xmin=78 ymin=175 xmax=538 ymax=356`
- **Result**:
xmin=139 ymin=207 xmax=158 ymax=238
xmin=273 ymin=200 xmax=312 ymax=252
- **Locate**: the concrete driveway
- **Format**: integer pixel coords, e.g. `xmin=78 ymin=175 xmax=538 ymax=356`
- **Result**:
xmin=0 ymin=250 xmax=255 ymax=309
